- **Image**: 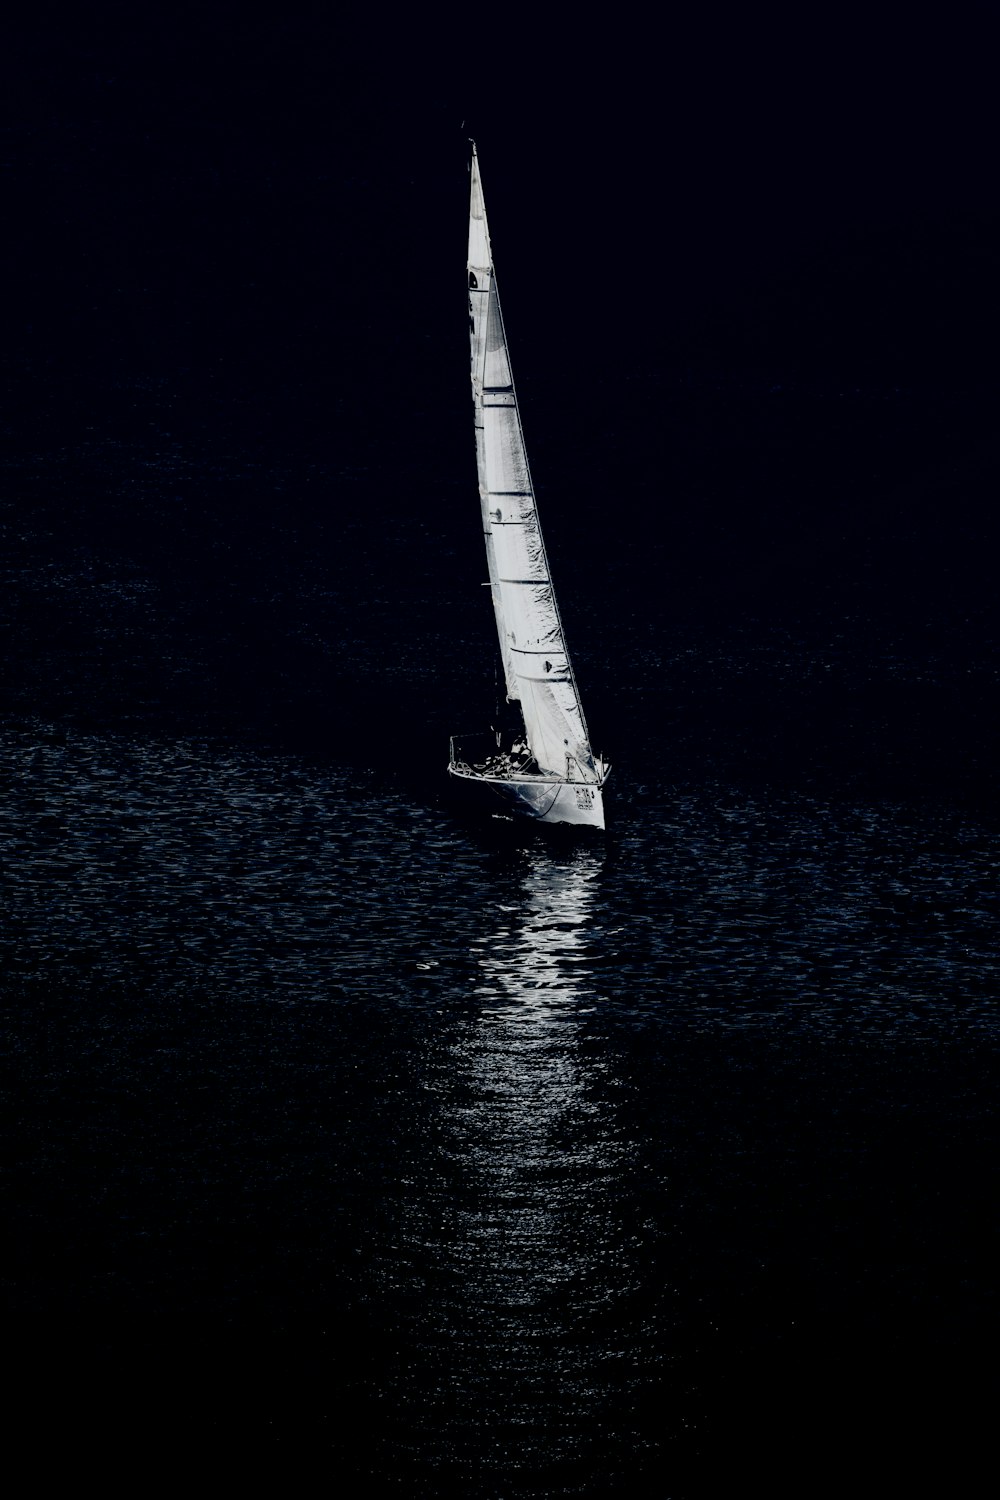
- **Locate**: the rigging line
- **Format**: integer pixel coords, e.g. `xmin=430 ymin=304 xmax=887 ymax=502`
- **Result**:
xmin=534 ymin=784 xmax=563 ymax=819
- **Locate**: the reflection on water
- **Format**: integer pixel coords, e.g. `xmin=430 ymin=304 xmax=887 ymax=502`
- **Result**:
xmin=3 ymin=720 xmax=996 ymax=1494
xmin=385 ymin=848 xmax=640 ymax=1494
xmin=457 ymin=850 xmax=616 ymax=1306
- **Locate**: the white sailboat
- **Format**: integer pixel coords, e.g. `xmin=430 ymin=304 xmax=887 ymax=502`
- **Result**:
xmin=448 ymin=144 xmax=610 ymax=829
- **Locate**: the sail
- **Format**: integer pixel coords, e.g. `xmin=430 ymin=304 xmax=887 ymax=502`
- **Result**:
xmin=467 ymin=146 xmax=597 ymax=782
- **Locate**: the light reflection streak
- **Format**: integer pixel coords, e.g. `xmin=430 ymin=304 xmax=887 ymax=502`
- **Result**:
xmin=397 ymin=846 xmax=636 ymax=1484
xmin=452 ymin=847 xmax=613 ymax=1310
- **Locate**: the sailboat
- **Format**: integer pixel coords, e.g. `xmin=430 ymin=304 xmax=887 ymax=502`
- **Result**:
xmin=448 ymin=144 xmax=610 ymax=829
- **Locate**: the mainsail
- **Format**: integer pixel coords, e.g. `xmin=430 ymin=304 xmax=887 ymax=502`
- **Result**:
xmin=467 ymin=145 xmax=598 ymax=782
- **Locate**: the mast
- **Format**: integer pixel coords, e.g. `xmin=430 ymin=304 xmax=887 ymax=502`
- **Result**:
xmin=467 ymin=144 xmax=598 ymax=782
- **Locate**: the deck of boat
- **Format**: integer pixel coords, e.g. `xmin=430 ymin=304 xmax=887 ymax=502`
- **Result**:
xmin=448 ymin=734 xmax=608 ymax=828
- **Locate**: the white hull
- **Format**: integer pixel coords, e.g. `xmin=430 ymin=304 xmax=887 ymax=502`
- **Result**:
xmin=448 ymin=764 xmax=606 ymax=829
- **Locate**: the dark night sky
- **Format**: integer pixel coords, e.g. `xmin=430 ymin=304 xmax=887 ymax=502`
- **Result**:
xmin=3 ymin=5 xmax=998 ymax=650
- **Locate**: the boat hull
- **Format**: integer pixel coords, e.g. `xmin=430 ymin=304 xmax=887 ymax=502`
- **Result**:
xmin=448 ymin=764 xmax=606 ymax=829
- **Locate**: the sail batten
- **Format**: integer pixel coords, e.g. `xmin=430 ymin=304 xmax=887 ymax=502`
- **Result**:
xmin=468 ymin=146 xmax=597 ymax=780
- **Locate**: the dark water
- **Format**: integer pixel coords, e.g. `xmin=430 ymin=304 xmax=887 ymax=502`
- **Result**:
xmin=3 ymin=684 xmax=997 ymax=1492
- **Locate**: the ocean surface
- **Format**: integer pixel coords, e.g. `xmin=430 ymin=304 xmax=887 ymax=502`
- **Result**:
xmin=2 ymin=373 xmax=997 ymax=1496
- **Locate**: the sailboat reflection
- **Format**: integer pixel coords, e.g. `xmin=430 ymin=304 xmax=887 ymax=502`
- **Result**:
xmin=424 ymin=846 xmax=635 ymax=1481
xmin=453 ymin=848 xmax=613 ymax=1299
